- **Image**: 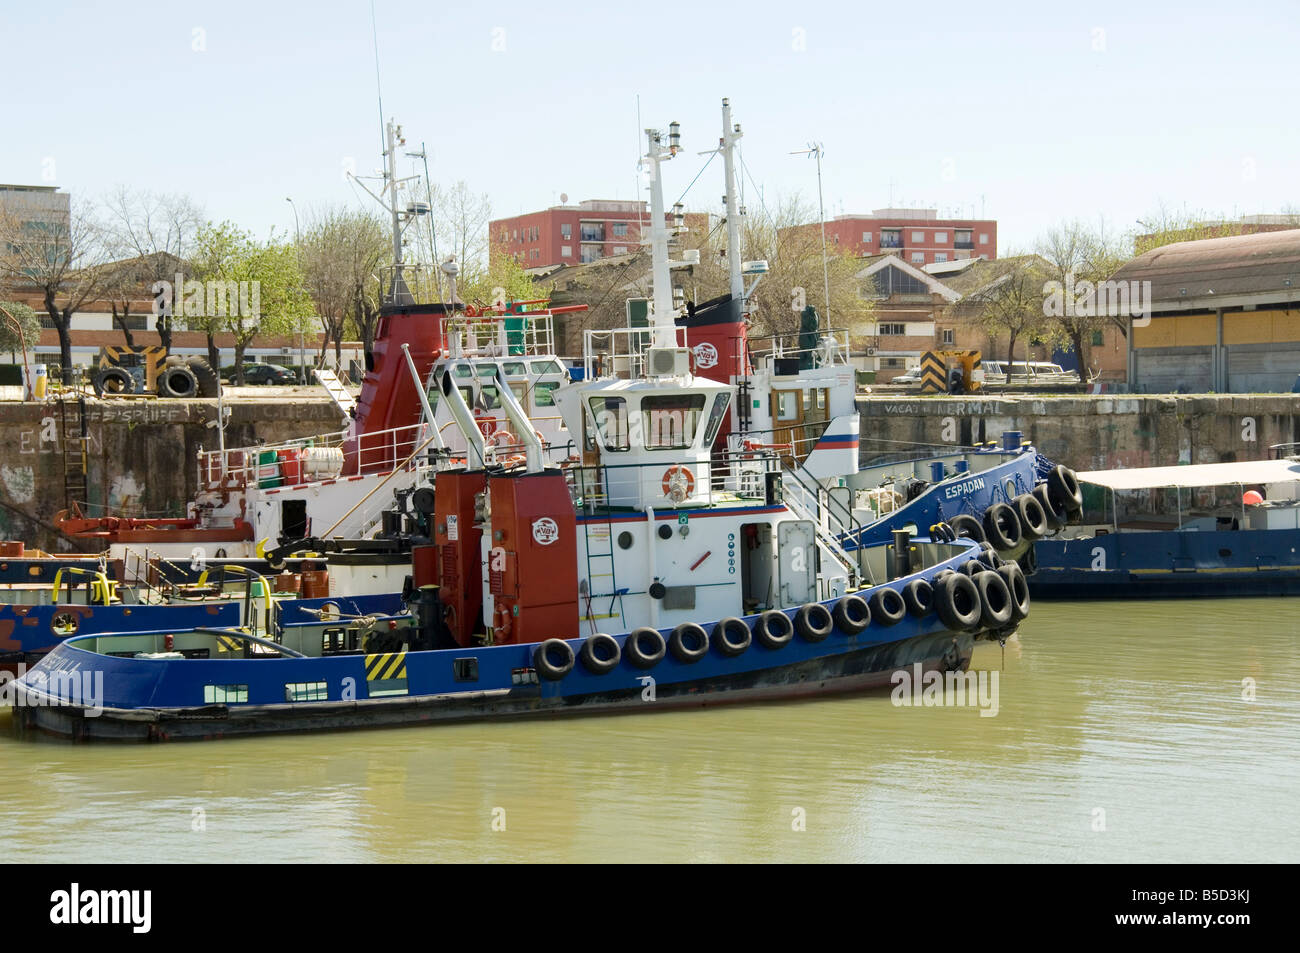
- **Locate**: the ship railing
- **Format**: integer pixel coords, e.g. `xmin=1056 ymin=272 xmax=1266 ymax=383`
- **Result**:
xmin=440 ymin=310 xmax=557 ymax=360
xmin=197 ymin=422 xmax=425 ymax=490
xmin=582 ymin=325 xmax=690 ymax=381
xmin=562 ymin=450 xmax=779 ymax=518
xmin=747 ymin=327 xmax=853 ymax=369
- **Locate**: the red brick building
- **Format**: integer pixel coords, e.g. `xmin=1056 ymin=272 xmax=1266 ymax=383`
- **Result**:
xmin=491 ymin=199 xmax=711 ymax=271
xmin=786 ymin=208 xmax=998 ymax=267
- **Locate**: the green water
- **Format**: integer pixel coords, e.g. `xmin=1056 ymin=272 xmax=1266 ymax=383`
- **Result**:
xmin=2 ymin=599 xmax=1297 ymax=863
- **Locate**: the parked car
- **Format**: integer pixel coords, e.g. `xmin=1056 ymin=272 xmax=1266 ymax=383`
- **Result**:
xmin=890 ymin=366 xmax=923 ymax=385
xmin=222 ymin=363 xmax=298 ymax=385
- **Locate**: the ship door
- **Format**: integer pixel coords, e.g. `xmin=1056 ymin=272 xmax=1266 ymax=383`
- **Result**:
xmin=771 ymin=388 xmax=801 ymax=466
xmin=281 ymin=499 xmax=308 ymax=540
xmin=777 ymin=520 xmax=817 ymax=605
xmin=739 ymin=522 xmax=775 ymax=613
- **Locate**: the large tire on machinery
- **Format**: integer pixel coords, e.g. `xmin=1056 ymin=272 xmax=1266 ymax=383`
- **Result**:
xmin=158 ymin=364 xmax=200 ymax=399
xmin=186 ymin=357 xmax=221 ymax=398
xmin=91 ymin=367 xmax=138 ymax=397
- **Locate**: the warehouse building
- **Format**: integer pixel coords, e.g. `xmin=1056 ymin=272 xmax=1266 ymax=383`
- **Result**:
xmin=1116 ymin=229 xmax=1300 ymax=392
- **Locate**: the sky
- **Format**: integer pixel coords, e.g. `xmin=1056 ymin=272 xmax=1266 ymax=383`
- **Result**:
xmin=5 ymin=0 xmax=1299 ymax=253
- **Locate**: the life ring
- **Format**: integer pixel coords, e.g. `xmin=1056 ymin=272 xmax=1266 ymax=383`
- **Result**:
xmin=1032 ymin=483 xmax=1068 ymax=531
xmin=661 ymin=465 xmax=695 ymax=503
xmin=1047 ymin=464 xmax=1084 ymax=515
xmin=902 ymin=578 xmax=934 ymax=617
xmin=473 ymin=408 xmax=497 ymax=437
xmin=868 ymin=588 xmax=906 ymax=626
xmin=833 ymin=595 xmax=871 ymax=635
xmin=1013 ymin=493 xmax=1049 ymax=542
xmin=935 ymin=573 xmax=982 ymax=632
xmin=625 ymin=627 xmax=666 ymax=669
xmin=754 ymin=610 xmax=794 ymax=649
xmin=711 ymin=617 xmax=751 ymax=657
xmin=490 ymin=429 xmax=517 ymax=448
xmin=948 ymin=513 xmax=985 ymax=545
xmin=974 ymin=570 xmax=1014 ymax=629
xmin=668 ymin=622 xmax=710 ymax=663
xmin=579 ymin=633 xmax=621 ymax=675
xmin=533 ymin=638 xmax=574 ymax=680
xmin=997 ymin=562 xmax=1031 ymax=622
xmin=794 ymin=603 xmax=834 ymax=642
xmin=982 ymin=502 xmax=1022 ymax=553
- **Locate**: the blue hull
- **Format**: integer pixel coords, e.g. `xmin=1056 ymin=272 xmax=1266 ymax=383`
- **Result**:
xmin=846 ymin=449 xmax=1048 ymax=549
xmin=12 ymin=543 xmax=1001 ymax=741
xmin=1031 ymin=528 xmax=1300 ymax=598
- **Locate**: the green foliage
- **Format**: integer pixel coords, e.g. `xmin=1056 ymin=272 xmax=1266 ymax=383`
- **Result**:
xmin=188 ymin=222 xmax=313 ymax=346
xmin=0 ymin=301 xmax=40 ymax=352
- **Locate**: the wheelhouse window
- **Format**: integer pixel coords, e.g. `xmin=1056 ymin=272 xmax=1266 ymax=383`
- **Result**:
xmin=588 ymin=396 xmax=629 ymax=451
xmin=503 ymin=361 xmax=526 ymax=376
xmin=534 ymin=381 xmax=559 ymax=407
xmin=775 ymin=391 xmax=798 ymax=421
xmin=701 ymin=392 xmax=731 ymax=445
xmin=642 ymin=393 xmax=707 ymax=449
xmin=477 ymin=385 xmax=502 ymax=410
xmin=531 ymin=359 xmax=564 ymax=375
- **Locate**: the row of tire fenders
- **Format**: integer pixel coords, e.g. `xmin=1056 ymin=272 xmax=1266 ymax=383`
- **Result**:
xmin=530 ymin=465 xmax=1085 ymax=682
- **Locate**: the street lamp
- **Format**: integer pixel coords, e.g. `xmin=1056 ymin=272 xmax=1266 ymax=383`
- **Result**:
xmin=285 ymin=197 xmax=306 ymax=384
xmin=790 ymin=142 xmax=830 ymax=327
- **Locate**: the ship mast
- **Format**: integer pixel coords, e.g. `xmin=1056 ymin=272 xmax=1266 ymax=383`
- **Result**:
xmin=643 ymin=122 xmax=681 ymax=348
xmin=721 ymin=99 xmax=744 ymax=305
xmin=349 ymin=119 xmax=429 ymax=306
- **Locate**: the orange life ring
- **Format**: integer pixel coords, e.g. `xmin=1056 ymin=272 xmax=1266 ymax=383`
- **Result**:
xmin=490 ymin=429 xmax=517 ymax=448
xmin=661 ymin=465 xmax=695 ymax=501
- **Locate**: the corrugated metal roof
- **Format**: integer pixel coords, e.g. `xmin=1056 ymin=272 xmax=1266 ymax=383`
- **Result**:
xmin=1110 ymin=228 xmax=1300 ymax=305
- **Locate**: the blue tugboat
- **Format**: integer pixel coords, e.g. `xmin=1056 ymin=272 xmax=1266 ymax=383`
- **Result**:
xmin=10 ymin=116 xmax=1034 ymax=741
xmin=1030 ymin=454 xmax=1300 ymax=597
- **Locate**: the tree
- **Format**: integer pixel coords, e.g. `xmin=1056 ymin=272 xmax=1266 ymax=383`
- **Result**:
xmin=102 ymin=187 xmax=203 ymax=353
xmin=0 ymin=197 xmax=118 ymax=383
xmin=430 ymin=181 xmax=492 ymax=288
xmin=0 ymin=300 xmax=40 ymax=354
xmin=1036 ymin=219 xmax=1126 ymax=373
xmin=300 ymin=206 xmax=389 ymax=365
xmin=962 ymin=255 xmax=1050 ymax=380
xmin=189 ymin=222 xmax=313 ymax=384
xmin=683 ymin=193 xmax=870 ymax=342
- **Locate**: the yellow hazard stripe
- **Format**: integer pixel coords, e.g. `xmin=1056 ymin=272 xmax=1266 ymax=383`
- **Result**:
xmin=365 ymin=652 xmax=407 ymax=681
xmin=217 ymin=636 xmax=242 ymax=652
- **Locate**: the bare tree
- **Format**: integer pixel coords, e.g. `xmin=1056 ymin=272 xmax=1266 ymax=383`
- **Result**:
xmin=102 ymin=187 xmax=203 ymax=353
xmin=1036 ymin=219 xmax=1126 ymax=371
xmin=0 ymin=197 xmax=117 ymax=383
xmin=300 ymin=206 xmax=390 ymax=365
xmin=958 ymin=255 xmax=1050 ymax=380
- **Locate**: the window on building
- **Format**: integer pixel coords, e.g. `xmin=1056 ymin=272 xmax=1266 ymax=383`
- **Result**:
xmin=613 ymin=246 xmax=627 ymax=254
xmin=955 ymin=229 xmax=973 ymax=249
xmin=862 ymin=231 xmax=872 ymax=243
xmin=941 ymin=328 xmax=955 ymax=345
xmin=612 ymin=222 xmax=628 ymax=238
xmin=512 ymin=230 xmax=518 ymax=241
xmin=561 ymin=223 xmax=571 ymax=239
xmin=878 ymin=323 xmax=906 ymax=336
xmin=880 ymin=229 xmax=902 ymax=249
xmin=1092 ymin=330 xmax=1104 ymax=346
xmin=580 ymin=247 xmax=601 ymax=263
xmin=935 ymin=231 xmax=947 ymax=243
xmin=500 ymin=230 xmax=508 ymax=243
xmin=934 ymin=252 xmax=948 ymax=262
xmin=911 ymin=252 xmax=925 ymax=263
xmin=533 ymin=226 xmax=539 ymax=241
xmin=561 ymin=245 xmax=572 ymax=257
xmin=869 ymin=264 xmax=931 ymax=297
xmin=979 ymin=233 xmax=989 ymax=245
xmin=580 ymin=222 xmax=605 ymax=242
xmin=912 ymin=230 xmax=925 ymax=243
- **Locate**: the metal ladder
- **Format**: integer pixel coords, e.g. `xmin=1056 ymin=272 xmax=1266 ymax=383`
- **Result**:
xmin=780 ymin=462 xmax=871 ymax=588
xmin=581 ymin=511 xmax=626 ymax=632
xmin=60 ymin=396 xmax=89 ymax=514
xmin=313 ymin=368 xmax=357 ymax=419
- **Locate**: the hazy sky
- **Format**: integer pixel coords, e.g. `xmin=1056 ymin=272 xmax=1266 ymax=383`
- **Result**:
xmin=6 ymin=1 xmax=1298 ymax=252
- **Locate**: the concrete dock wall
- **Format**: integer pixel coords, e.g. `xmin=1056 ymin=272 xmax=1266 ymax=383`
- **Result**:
xmin=0 ymin=397 xmax=343 ymax=551
xmin=856 ymin=395 xmax=1300 ymax=471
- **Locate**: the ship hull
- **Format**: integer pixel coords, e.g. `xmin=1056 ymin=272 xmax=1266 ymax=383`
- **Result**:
xmin=12 ymin=628 xmax=976 ymax=742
